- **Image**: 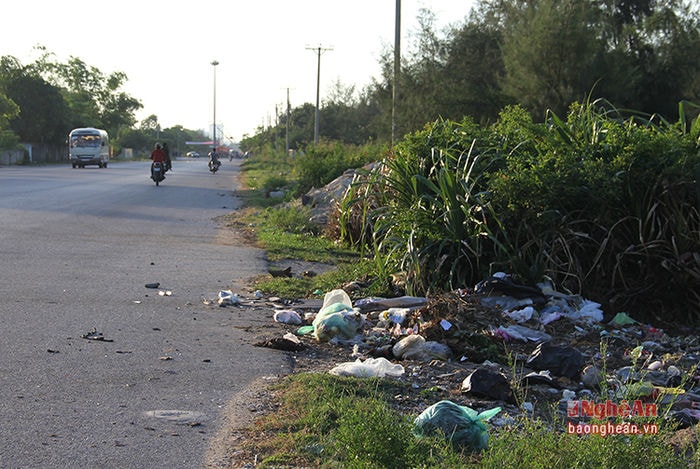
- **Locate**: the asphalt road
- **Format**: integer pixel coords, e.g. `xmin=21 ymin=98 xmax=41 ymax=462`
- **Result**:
xmin=0 ymin=159 xmax=289 ymax=468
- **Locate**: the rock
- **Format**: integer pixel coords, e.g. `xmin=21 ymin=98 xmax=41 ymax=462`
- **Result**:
xmin=301 ymin=163 xmax=381 ymax=226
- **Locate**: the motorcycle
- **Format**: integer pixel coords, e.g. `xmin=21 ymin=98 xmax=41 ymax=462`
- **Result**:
xmin=151 ymin=161 xmax=165 ymax=186
xmin=208 ymin=157 xmax=221 ymax=173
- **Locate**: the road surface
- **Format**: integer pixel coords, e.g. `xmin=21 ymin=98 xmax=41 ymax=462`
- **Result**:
xmin=0 ymin=159 xmax=288 ymax=468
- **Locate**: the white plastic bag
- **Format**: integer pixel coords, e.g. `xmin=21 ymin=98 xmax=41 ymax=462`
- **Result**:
xmin=322 ymin=289 xmax=352 ymax=310
xmin=379 ymin=307 xmax=410 ymax=325
xmin=218 ymin=290 xmax=240 ymax=306
xmin=329 ymin=357 xmax=405 ymax=378
xmin=506 ymin=306 xmax=535 ymax=322
xmin=273 ymin=309 xmax=303 ymax=325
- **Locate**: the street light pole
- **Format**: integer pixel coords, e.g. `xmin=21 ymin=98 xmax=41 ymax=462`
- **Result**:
xmin=392 ymin=0 xmax=401 ymax=148
xmin=313 ymin=47 xmax=320 ymax=145
xmin=211 ymin=60 xmax=219 ymax=147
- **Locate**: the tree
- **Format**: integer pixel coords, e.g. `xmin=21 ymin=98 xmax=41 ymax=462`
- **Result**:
xmin=0 ymin=56 xmax=71 ymax=144
xmin=0 ymin=89 xmax=20 ymax=149
xmin=244 ymin=1 xmax=700 ymax=147
xmin=498 ymin=0 xmax=606 ymax=118
xmin=604 ymin=0 xmax=700 ymax=118
xmin=0 ymin=91 xmax=19 ymax=125
xmin=487 ymin=0 xmax=700 ymax=120
xmin=31 ymin=49 xmax=142 ymax=134
xmin=439 ymin=14 xmax=507 ymax=125
xmin=319 ymin=80 xmax=380 ymax=144
xmin=99 ymin=72 xmax=141 ymax=130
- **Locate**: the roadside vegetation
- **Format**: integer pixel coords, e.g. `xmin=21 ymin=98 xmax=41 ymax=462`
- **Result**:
xmin=231 ymin=96 xmax=699 ymax=466
xmin=243 ymin=98 xmax=699 ymax=325
xmin=235 ymin=373 xmax=698 ymax=468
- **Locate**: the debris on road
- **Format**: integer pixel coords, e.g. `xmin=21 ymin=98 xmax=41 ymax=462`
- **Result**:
xmin=254 ymin=332 xmax=305 ymax=352
xmin=80 ymin=328 xmax=114 ymax=342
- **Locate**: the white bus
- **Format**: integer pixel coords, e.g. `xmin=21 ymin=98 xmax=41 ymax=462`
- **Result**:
xmin=68 ymin=127 xmax=110 ymax=168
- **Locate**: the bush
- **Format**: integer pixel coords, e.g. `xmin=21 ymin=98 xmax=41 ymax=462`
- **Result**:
xmin=369 ymin=101 xmax=700 ymax=322
xmin=293 ymin=140 xmax=387 ymax=196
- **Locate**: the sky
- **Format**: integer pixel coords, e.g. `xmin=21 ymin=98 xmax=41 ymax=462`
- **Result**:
xmin=2 ymin=1 xmax=475 ymax=143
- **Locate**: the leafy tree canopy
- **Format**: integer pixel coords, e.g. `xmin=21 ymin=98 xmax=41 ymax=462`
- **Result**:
xmin=0 ymin=46 xmax=142 ymax=144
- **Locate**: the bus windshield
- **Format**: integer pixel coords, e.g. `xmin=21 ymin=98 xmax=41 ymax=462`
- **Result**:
xmin=71 ymin=135 xmax=101 ymax=148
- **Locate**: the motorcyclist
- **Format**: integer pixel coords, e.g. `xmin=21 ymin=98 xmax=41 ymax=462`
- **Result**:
xmin=208 ymin=147 xmax=221 ymax=171
xmin=150 ymin=143 xmax=166 ymax=180
xmin=162 ymin=142 xmax=172 ymax=172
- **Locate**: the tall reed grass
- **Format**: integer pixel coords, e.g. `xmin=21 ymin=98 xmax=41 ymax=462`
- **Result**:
xmin=342 ymin=100 xmax=700 ymax=322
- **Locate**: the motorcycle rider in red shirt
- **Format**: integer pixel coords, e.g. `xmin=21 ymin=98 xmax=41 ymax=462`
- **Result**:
xmin=150 ymin=143 xmax=166 ymax=180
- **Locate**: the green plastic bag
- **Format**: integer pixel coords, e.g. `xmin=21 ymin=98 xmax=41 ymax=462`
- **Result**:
xmin=313 ymin=308 xmax=362 ymax=341
xmin=609 ymin=312 xmax=638 ymax=326
xmin=413 ymin=400 xmax=501 ymax=451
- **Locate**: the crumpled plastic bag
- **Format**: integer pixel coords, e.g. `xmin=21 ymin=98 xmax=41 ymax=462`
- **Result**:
xmin=392 ymin=334 xmax=426 ymax=359
xmin=506 ymin=306 xmax=535 ymax=322
xmin=218 ymin=290 xmax=240 ymax=306
xmin=312 ymin=289 xmax=364 ymax=341
xmin=329 ymin=357 xmax=405 ymax=378
xmin=273 ymin=309 xmax=303 ymax=325
xmin=567 ymin=299 xmax=604 ymax=322
xmin=413 ymin=400 xmax=501 ymax=451
xmin=526 ymin=342 xmax=584 ymax=379
xmin=392 ymin=335 xmax=452 ymax=361
xmin=609 ymin=312 xmax=638 ymax=326
xmin=379 ymin=307 xmax=410 ymax=325
xmin=313 ymin=306 xmax=363 ymax=342
xmin=493 ymin=325 xmax=552 ymax=343
xmin=323 ymin=289 xmax=352 ymax=309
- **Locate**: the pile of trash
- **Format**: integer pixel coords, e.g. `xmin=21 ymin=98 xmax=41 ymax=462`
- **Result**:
xmin=252 ymin=273 xmax=700 ymax=451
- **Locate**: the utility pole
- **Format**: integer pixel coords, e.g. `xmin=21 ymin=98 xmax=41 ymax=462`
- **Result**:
xmin=392 ymin=0 xmax=401 ymax=148
xmin=306 ymin=44 xmax=332 ymax=145
xmin=285 ymin=87 xmax=291 ymax=156
xmin=211 ymin=60 xmax=219 ymax=147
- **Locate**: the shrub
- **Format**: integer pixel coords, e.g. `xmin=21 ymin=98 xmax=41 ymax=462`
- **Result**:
xmin=293 ymin=140 xmax=387 ymax=196
xmin=370 ymin=101 xmax=700 ymax=322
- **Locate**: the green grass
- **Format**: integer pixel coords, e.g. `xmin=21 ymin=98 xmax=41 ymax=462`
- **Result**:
xmin=240 ymin=373 xmax=698 ymax=468
xmin=241 ymin=374 xmax=468 ymax=468
xmin=226 ymin=194 xmax=394 ymax=299
xmin=238 ymin=153 xmax=295 ymax=208
xmin=254 ymin=255 xmax=392 ymax=300
xmin=482 ymin=416 xmax=698 ymax=468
